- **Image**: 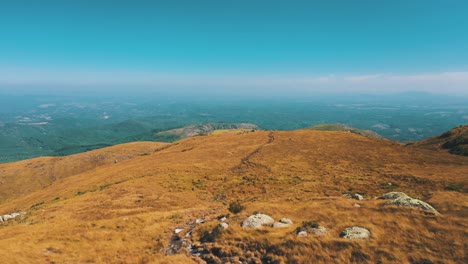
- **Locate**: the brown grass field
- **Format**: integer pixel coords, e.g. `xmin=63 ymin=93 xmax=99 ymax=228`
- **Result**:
xmin=0 ymin=129 xmax=466 ymax=263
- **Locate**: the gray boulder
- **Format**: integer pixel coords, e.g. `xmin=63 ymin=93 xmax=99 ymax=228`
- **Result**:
xmin=378 ymin=192 xmax=439 ymax=214
xmin=340 ymin=226 xmax=370 ymax=239
xmin=241 ymin=214 xmax=274 ymax=229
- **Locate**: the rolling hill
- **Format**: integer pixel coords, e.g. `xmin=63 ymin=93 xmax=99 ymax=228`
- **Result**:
xmin=0 ymin=128 xmax=466 ymax=263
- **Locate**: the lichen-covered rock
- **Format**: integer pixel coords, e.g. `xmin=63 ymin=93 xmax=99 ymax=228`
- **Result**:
xmin=310 ymin=226 xmax=327 ymax=236
xmin=241 ymin=214 xmax=274 ymax=228
xmin=378 ymin=192 xmax=440 ymax=214
xmin=340 ymin=226 xmax=370 ymax=239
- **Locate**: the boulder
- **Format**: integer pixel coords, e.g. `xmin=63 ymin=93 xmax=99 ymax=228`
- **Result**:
xmin=353 ymin=203 xmax=361 ymax=207
xmin=219 ymin=222 xmax=229 ymax=229
xmin=241 ymin=214 xmax=274 ymax=229
xmin=340 ymin=226 xmax=370 ymax=239
xmin=378 ymin=192 xmax=439 ymax=214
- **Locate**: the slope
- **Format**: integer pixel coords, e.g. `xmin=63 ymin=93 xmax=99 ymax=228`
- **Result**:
xmin=411 ymin=125 xmax=468 ymax=156
xmin=0 ymin=141 xmax=169 ymax=203
xmin=0 ymin=130 xmax=466 ymax=263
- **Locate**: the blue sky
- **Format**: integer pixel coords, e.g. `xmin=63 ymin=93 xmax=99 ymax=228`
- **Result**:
xmin=1 ymin=0 xmax=467 ymax=94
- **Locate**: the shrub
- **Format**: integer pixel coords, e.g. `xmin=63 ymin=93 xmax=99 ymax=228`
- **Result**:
xmin=228 ymin=202 xmax=245 ymax=214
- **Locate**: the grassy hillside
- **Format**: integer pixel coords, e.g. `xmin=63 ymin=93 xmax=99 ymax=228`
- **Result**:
xmin=305 ymin=124 xmax=386 ymax=140
xmin=0 ymin=129 xmax=466 ymax=263
xmin=411 ymin=125 xmax=468 ymax=156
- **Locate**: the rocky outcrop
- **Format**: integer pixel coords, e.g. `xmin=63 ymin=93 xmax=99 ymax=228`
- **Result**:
xmin=378 ymin=192 xmax=439 ymax=214
xmin=340 ymin=226 xmax=370 ymax=239
xmin=241 ymin=214 xmax=275 ymax=229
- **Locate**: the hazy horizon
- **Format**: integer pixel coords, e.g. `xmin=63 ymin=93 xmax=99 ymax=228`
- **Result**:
xmin=1 ymin=1 xmax=468 ymax=96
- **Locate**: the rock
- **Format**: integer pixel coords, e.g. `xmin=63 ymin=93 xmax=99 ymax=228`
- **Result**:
xmin=353 ymin=203 xmax=361 ymax=207
xmin=2 ymin=215 xmax=13 ymax=221
xmin=297 ymin=231 xmax=308 ymax=237
xmin=340 ymin=226 xmax=370 ymax=239
xmin=378 ymin=192 xmax=440 ymax=214
xmin=241 ymin=214 xmax=275 ymax=229
xmin=378 ymin=192 xmax=408 ymax=200
xmin=310 ymin=226 xmax=327 ymax=236
xmin=272 ymin=222 xmax=290 ymax=228
xmin=279 ymin=218 xmax=293 ymax=224
xmin=219 ymin=222 xmax=229 ymax=229
xmin=195 ymin=218 xmax=205 ymax=224
xmin=174 ymin=228 xmax=184 ymax=234
xmin=10 ymin=213 xmax=20 ymax=218
xmin=345 ymin=193 xmax=363 ymax=200
xmin=0 ymin=216 xmax=3 ymax=222
xmin=217 ymin=215 xmax=228 ymax=222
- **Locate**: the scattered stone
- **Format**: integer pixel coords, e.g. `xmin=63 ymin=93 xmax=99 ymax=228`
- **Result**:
xmin=353 ymin=203 xmax=361 ymax=207
xmin=174 ymin=228 xmax=184 ymax=234
xmin=195 ymin=218 xmax=205 ymax=224
xmin=378 ymin=192 xmax=440 ymax=214
xmin=241 ymin=214 xmax=274 ymax=229
xmin=273 ymin=222 xmax=290 ymax=228
xmin=219 ymin=222 xmax=229 ymax=229
xmin=0 ymin=217 xmax=3 ymax=222
xmin=340 ymin=226 xmax=370 ymax=239
xmin=345 ymin=193 xmax=363 ymax=200
xmin=297 ymin=231 xmax=308 ymax=237
xmin=217 ymin=215 xmax=228 ymax=222
xmin=279 ymin=218 xmax=293 ymax=224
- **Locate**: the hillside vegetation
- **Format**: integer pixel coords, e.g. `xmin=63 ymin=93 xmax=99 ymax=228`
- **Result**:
xmin=0 ymin=129 xmax=466 ymax=263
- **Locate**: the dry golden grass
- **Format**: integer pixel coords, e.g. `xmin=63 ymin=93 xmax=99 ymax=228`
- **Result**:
xmin=0 ymin=130 xmax=466 ymax=263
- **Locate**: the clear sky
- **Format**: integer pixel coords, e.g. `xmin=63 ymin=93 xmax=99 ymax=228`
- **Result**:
xmin=1 ymin=0 xmax=467 ymax=95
